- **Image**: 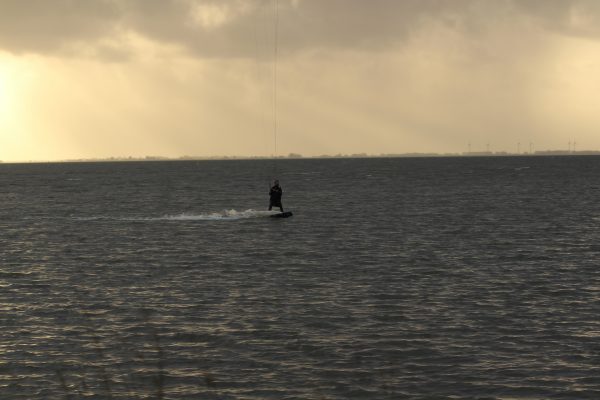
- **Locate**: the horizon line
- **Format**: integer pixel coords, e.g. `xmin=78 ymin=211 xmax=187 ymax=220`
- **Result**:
xmin=3 ymin=150 xmax=600 ymax=164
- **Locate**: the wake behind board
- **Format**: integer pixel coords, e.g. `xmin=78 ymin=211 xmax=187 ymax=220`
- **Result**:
xmin=270 ymin=211 xmax=293 ymax=218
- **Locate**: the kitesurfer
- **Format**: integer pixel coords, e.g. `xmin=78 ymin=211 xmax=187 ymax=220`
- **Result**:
xmin=269 ymin=179 xmax=284 ymax=212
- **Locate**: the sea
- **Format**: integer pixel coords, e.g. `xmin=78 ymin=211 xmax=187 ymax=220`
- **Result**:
xmin=1 ymin=156 xmax=599 ymax=399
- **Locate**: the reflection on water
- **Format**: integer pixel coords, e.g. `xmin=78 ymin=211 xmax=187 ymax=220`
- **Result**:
xmin=1 ymin=157 xmax=600 ymax=399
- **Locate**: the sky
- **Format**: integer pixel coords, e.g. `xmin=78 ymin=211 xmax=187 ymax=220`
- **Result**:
xmin=1 ymin=0 xmax=600 ymax=162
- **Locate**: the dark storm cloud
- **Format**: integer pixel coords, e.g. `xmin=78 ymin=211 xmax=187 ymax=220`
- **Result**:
xmin=0 ymin=0 xmax=119 ymax=54
xmin=513 ymin=0 xmax=600 ymax=38
xmin=1 ymin=0 xmax=600 ymax=58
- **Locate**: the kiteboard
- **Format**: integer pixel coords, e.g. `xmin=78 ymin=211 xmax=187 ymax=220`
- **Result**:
xmin=270 ymin=211 xmax=293 ymax=218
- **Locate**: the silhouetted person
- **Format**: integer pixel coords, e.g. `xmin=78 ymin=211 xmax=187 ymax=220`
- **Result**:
xmin=269 ymin=180 xmax=284 ymax=212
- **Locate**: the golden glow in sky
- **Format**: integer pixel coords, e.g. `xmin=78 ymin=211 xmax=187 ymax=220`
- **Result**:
xmin=0 ymin=67 xmax=6 ymax=110
xmin=1 ymin=0 xmax=600 ymax=162
xmin=0 ymin=55 xmax=35 ymax=158
xmin=0 ymin=57 xmax=19 ymax=122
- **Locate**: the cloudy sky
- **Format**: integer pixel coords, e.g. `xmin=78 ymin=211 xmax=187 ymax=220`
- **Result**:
xmin=1 ymin=0 xmax=600 ymax=161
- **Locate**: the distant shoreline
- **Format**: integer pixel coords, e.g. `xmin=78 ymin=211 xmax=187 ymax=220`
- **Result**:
xmin=3 ymin=151 xmax=600 ymax=164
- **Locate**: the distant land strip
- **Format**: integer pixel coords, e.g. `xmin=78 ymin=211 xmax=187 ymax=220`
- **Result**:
xmin=3 ymin=150 xmax=600 ymax=164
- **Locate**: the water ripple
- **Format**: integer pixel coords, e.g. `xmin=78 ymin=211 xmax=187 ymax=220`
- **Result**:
xmin=1 ymin=158 xmax=600 ymax=398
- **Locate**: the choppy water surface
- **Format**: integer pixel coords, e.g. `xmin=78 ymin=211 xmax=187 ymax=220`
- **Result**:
xmin=1 ymin=157 xmax=600 ymax=399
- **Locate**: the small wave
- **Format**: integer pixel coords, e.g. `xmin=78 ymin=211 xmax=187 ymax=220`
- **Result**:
xmin=72 ymin=216 xmax=106 ymax=221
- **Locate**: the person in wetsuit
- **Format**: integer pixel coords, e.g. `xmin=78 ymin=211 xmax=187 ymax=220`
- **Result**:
xmin=269 ymin=180 xmax=284 ymax=212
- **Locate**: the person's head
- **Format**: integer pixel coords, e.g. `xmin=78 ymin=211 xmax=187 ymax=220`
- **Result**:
xmin=274 ymin=179 xmax=279 ymax=185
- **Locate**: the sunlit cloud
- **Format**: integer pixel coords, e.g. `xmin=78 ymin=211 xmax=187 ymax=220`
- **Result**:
xmin=2 ymin=1 xmax=600 ymax=161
